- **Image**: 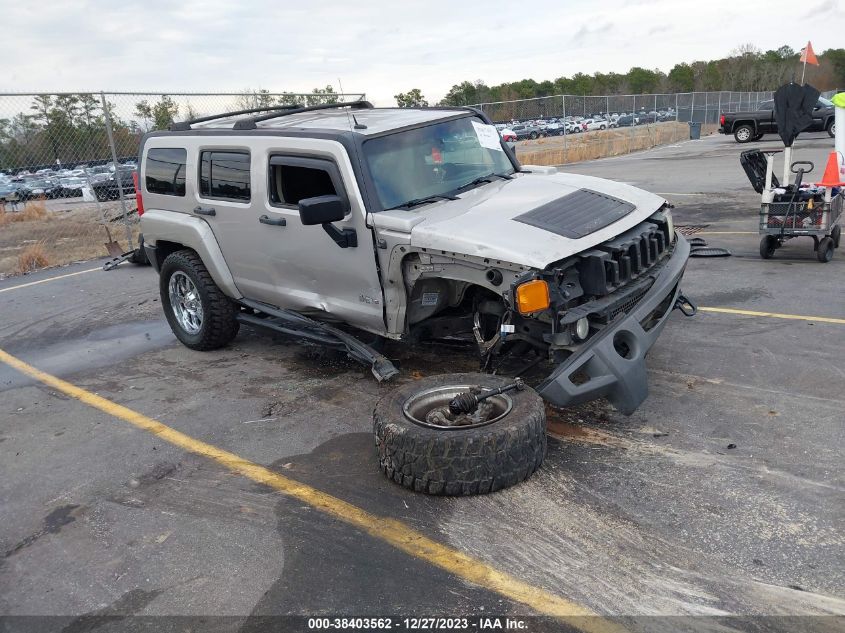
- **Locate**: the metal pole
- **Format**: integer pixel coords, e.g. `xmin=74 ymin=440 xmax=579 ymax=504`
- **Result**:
xmin=675 ymin=93 xmax=679 ymax=121
xmin=100 ymin=92 xmax=132 ymax=249
xmin=717 ymin=92 xmax=722 ymax=125
xmin=562 ymin=95 xmax=567 ymax=163
xmin=690 ymin=92 xmax=695 ymax=123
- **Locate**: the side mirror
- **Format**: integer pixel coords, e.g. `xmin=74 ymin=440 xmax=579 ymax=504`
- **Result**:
xmin=298 ymin=195 xmax=346 ymax=226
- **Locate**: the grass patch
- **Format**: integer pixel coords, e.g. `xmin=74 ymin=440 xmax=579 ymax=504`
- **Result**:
xmin=0 ymin=200 xmax=139 ymax=278
xmin=17 ymin=241 xmax=50 ymax=273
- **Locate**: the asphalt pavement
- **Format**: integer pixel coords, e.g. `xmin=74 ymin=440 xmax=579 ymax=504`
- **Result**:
xmin=1 ymin=132 xmax=843 ymax=632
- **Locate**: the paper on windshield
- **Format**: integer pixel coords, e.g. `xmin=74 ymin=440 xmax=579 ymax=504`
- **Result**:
xmin=471 ymin=121 xmax=504 ymax=152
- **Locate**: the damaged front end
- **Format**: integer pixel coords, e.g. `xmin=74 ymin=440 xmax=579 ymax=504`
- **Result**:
xmin=498 ymin=207 xmax=693 ymax=414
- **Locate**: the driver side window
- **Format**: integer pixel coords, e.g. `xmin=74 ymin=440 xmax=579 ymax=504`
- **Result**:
xmin=268 ymin=156 xmax=344 ymax=208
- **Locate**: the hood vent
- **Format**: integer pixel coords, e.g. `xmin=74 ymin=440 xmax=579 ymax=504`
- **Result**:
xmin=514 ymin=188 xmax=635 ymax=239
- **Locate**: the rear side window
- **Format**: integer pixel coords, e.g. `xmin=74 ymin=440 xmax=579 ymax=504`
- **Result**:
xmin=145 ymin=148 xmax=186 ymax=196
xmin=199 ymin=151 xmax=251 ymax=201
xmin=269 ymin=157 xmax=340 ymax=207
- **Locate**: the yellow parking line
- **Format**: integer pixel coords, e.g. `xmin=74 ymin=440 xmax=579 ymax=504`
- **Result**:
xmin=699 ymin=306 xmax=845 ymax=324
xmin=0 ymin=347 xmax=623 ymax=632
xmin=0 ymin=267 xmax=100 ymax=294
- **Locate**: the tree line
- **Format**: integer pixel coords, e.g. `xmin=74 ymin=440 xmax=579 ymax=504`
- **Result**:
xmin=396 ymin=45 xmax=845 ymax=107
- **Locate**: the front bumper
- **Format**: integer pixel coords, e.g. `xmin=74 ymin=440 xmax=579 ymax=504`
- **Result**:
xmin=537 ymin=233 xmax=690 ymax=415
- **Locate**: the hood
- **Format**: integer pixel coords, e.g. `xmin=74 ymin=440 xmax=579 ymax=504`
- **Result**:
xmin=374 ymin=171 xmax=666 ymax=269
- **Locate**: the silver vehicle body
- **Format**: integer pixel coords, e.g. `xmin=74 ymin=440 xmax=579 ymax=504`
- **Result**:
xmin=140 ymin=105 xmax=690 ymax=414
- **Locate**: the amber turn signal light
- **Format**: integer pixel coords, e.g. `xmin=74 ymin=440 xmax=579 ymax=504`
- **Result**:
xmin=515 ymin=279 xmax=550 ymax=315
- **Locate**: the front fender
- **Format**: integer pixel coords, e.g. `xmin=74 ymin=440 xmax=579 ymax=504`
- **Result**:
xmin=140 ymin=209 xmax=242 ymax=299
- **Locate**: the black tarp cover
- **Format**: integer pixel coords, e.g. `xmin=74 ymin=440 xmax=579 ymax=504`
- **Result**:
xmin=773 ymin=82 xmax=820 ymax=146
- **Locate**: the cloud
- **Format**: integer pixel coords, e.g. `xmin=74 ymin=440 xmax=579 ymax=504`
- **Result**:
xmin=0 ymin=0 xmax=842 ymax=106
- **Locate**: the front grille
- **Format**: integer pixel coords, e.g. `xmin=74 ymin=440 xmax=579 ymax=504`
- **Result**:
xmin=576 ymin=219 xmax=672 ymax=296
xmin=607 ymin=286 xmax=649 ymax=322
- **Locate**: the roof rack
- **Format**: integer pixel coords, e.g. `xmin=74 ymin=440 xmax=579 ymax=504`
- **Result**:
xmin=169 ymin=104 xmax=301 ymax=131
xmin=232 ymin=100 xmax=374 ymax=130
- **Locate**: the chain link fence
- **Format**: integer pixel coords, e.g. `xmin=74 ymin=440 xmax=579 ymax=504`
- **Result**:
xmin=471 ymin=91 xmax=784 ymax=124
xmin=0 ymin=91 xmax=364 ymax=278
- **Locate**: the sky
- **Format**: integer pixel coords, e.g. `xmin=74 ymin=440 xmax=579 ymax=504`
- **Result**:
xmin=1 ymin=0 xmax=843 ymax=106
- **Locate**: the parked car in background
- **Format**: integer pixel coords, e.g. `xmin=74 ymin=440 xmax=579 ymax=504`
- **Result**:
xmin=18 ymin=178 xmax=61 ymax=199
xmin=511 ymin=123 xmax=542 ymax=140
xmin=86 ymin=165 xmax=111 ymax=183
xmin=91 ymin=166 xmax=136 ymax=200
xmin=615 ymin=114 xmax=637 ymax=127
xmin=59 ymin=176 xmax=87 ymax=197
xmin=719 ymin=96 xmax=835 ymax=143
xmin=582 ymin=118 xmax=609 ymax=131
xmin=499 ymin=128 xmax=517 ymax=142
xmin=540 ymin=120 xmax=564 ymax=135
xmin=564 ymin=120 xmax=582 ymax=134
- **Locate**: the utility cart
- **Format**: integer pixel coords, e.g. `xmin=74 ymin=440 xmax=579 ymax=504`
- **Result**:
xmin=741 ymin=149 xmax=842 ymax=262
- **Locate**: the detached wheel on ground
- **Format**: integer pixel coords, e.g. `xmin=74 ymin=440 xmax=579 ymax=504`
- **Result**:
xmin=373 ymin=373 xmax=547 ymax=496
xmin=734 ymin=125 xmax=754 ymax=143
xmin=760 ymin=235 xmax=778 ymax=259
xmin=159 ymin=249 xmax=240 ymax=350
xmin=817 ymin=236 xmax=834 ymax=263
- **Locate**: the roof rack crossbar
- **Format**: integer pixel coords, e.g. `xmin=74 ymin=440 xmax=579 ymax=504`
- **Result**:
xmin=169 ymin=104 xmax=301 ymax=131
xmin=232 ymin=100 xmax=374 ymax=130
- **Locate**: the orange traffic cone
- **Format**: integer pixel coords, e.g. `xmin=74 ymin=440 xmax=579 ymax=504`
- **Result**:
xmin=815 ymin=151 xmax=845 ymax=187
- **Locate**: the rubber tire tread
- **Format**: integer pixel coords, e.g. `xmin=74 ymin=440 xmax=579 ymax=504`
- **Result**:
xmin=160 ymin=249 xmax=239 ymax=350
xmin=373 ymin=373 xmax=546 ymax=496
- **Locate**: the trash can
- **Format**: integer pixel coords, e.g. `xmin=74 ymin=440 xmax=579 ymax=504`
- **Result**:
xmin=688 ymin=121 xmax=702 ymax=140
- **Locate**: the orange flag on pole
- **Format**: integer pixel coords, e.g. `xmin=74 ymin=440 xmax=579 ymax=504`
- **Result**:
xmin=800 ymin=42 xmax=819 ymax=66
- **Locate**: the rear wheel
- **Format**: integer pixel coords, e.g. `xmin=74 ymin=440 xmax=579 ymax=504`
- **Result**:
xmin=160 ymin=249 xmax=240 ymax=350
xmin=817 ymin=237 xmax=834 ymax=263
xmin=760 ymin=235 xmax=778 ymax=259
xmin=530 ymin=131 xmax=538 ymax=140
xmin=827 ymin=121 xmax=835 ymax=138
xmin=734 ymin=125 xmax=754 ymax=143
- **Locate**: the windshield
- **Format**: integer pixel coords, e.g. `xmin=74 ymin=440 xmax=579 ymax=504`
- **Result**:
xmin=818 ymin=96 xmax=833 ymax=107
xmin=362 ymin=116 xmax=515 ymax=210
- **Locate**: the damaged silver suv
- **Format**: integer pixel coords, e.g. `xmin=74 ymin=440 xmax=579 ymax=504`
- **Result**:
xmin=139 ymin=101 xmax=692 ymax=420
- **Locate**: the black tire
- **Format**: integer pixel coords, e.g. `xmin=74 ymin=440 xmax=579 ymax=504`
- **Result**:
xmin=95 ymin=188 xmax=108 ymax=201
xmin=832 ymin=225 xmax=841 ymax=249
xmin=530 ymin=131 xmax=538 ymax=140
xmin=128 ymin=234 xmax=150 ymax=266
xmin=373 ymin=373 xmax=547 ymax=496
xmin=734 ymin=125 xmax=754 ymax=143
xmin=827 ymin=120 xmax=835 ymax=138
xmin=817 ymin=237 xmax=834 ymax=263
xmin=160 ymin=249 xmax=239 ymax=350
xmin=760 ymin=235 xmax=777 ymax=259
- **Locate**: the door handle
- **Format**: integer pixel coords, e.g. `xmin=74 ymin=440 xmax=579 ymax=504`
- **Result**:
xmin=259 ymin=214 xmax=286 ymax=226
xmin=193 ymin=205 xmax=216 ymax=216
